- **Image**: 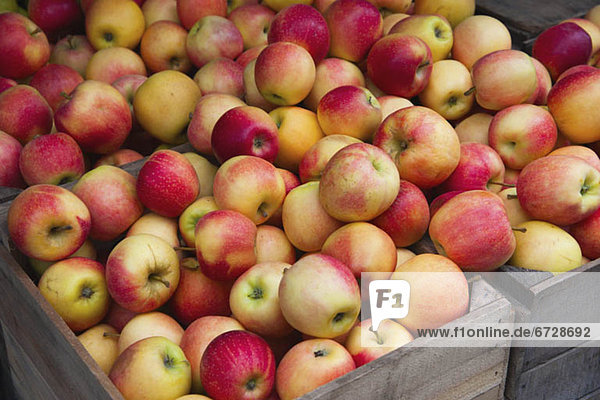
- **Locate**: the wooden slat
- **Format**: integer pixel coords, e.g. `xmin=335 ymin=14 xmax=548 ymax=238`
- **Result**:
xmin=0 ymin=323 xmax=17 ymax=400
xmin=581 ymin=387 xmax=600 ymax=400
xmin=0 ymin=187 xmax=22 ymax=204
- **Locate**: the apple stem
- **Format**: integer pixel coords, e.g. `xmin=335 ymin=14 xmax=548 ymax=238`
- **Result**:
xmin=60 ymin=91 xmax=72 ymax=101
xmin=103 ymin=332 xmax=120 ymax=338
xmin=67 ymin=35 xmax=76 ymax=49
xmin=181 ymin=258 xmax=200 ymax=270
xmin=50 ymin=225 xmax=73 ymax=233
xmin=188 ymin=112 xmax=194 ymax=120
xmin=173 ymin=246 xmax=195 ymax=252
xmin=512 ymin=227 xmax=527 ymax=233
xmin=506 ymin=194 xmax=518 ymax=200
xmin=464 ymin=87 xmax=476 ymax=96
xmin=374 ymin=329 xmax=384 ymax=345
xmin=466 ymin=275 xmax=482 ymax=284
xmin=488 ymin=181 xmax=515 ymax=188
xmin=30 ymin=28 xmax=42 ymax=35
xmin=149 ymin=275 xmax=171 ymax=288
xmin=314 ymin=349 xmax=326 ymax=358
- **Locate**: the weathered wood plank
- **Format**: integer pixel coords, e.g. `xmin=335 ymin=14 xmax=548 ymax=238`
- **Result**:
xmin=581 ymin=387 xmax=600 ymax=400
xmin=0 ymin=322 xmax=17 ymax=400
xmin=0 ymin=187 xmax=22 ymax=204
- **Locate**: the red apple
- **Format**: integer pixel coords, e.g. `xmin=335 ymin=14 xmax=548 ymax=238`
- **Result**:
xmin=298 ymin=134 xmax=362 ymax=183
xmin=111 ymin=74 xmax=148 ymax=128
xmin=104 ymin=301 xmax=138 ymax=332
xmin=29 ymin=64 xmax=84 ymax=112
xmin=27 ymin=0 xmax=83 ymax=41
xmin=0 ymin=77 xmax=17 ymax=94
xmin=229 ymin=4 xmax=275 ymax=50
xmin=193 ymin=58 xmax=244 ymax=98
xmin=49 ymin=35 xmax=95 ymax=78
xmin=95 ymin=149 xmax=143 ymax=168
xmin=186 ymin=16 xmax=244 ymax=68
xmin=177 ymin=0 xmax=227 ymax=30
xmin=0 ymin=130 xmax=24 ymax=188
xmin=345 ymin=319 xmax=413 ymax=367
xmin=570 ymin=207 xmax=600 ymax=260
xmin=236 ymin=45 xmax=267 ymax=68
xmin=0 ymin=85 xmax=53 ymax=145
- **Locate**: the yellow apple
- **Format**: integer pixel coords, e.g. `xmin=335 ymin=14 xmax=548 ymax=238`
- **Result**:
xmin=77 ymin=324 xmax=120 ymax=374
xmin=389 ymin=14 xmax=453 ymax=62
xmin=498 ymin=187 xmax=532 ymax=227
xmin=85 ymin=0 xmax=145 ymax=50
xmin=413 ymin=0 xmax=475 ymax=28
xmin=454 ymin=112 xmax=493 ymax=145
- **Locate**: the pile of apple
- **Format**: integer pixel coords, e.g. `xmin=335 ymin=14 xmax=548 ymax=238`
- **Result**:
xmin=3 ymin=0 xmax=600 ymax=398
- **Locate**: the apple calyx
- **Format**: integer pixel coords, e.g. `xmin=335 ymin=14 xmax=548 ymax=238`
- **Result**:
xmin=163 ymin=353 xmax=176 ymax=369
xmin=103 ymin=332 xmax=121 ymax=338
xmin=170 ymin=57 xmax=181 ymax=69
xmin=80 ymin=287 xmax=94 ymax=299
xmin=248 ymin=287 xmax=263 ymax=300
xmin=463 ymin=87 xmax=476 ymax=96
xmin=149 ymin=274 xmax=171 ymax=288
xmin=245 ymin=377 xmax=259 ymax=391
xmin=512 ymin=227 xmax=527 ymax=233
xmin=103 ymin=32 xmax=114 ymax=43
xmin=313 ymin=349 xmax=328 ymax=358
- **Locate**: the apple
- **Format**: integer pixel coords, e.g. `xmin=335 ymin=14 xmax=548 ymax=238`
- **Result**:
xmin=229 ymin=4 xmax=275 ymax=50
xmin=438 ymin=142 xmax=505 ymax=193
xmin=394 ymin=248 xmax=416 ymax=270
xmin=49 ymin=35 xmax=95 ymax=78
xmin=498 ymin=187 xmax=532 ymax=227
xmin=8 ymin=185 xmax=91 ymax=261
xmin=118 ymin=311 xmax=184 ymax=354
xmin=0 ymin=77 xmax=17 ymax=94
xmin=428 ymin=190 xmax=516 ymax=272
xmin=127 ymin=212 xmax=180 ymax=252
xmin=28 ymin=239 xmax=96 ymax=280
xmin=182 ymin=153 xmax=218 ymax=198
xmin=392 ymin=253 xmax=469 ymax=332
xmin=230 ymin=261 xmax=293 ymax=337
xmin=179 ymin=197 xmax=219 ymax=247
xmin=378 ymin=95 xmax=413 ymax=120
xmin=55 ymin=80 xmax=132 ymax=154
xmin=27 ymin=0 xmax=82 ymax=41
xmin=571 ymin=206 xmax=600 ymax=260
xmin=0 ymin=130 xmax=24 ymax=188
xmin=213 ymin=155 xmax=286 ymax=224
xmin=454 ymin=112 xmax=493 ymax=145
xmin=262 ymin=0 xmax=308 ymax=12
xmin=194 ymin=209 xmax=257 ymax=281
xmin=373 ymin=106 xmax=460 ymax=189
xmin=488 ymin=104 xmax=557 ymax=170
xmin=193 ymin=58 xmax=244 ymax=98
xmin=279 ymin=253 xmax=360 ymax=338
xmin=556 ymin=64 xmax=598 ymax=82
xmin=186 ymin=16 xmax=244 ymax=68
xmin=243 ymin=59 xmax=277 ymax=112
xmin=38 ymin=257 xmax=109 ymax=332
xmin=111 ymin=74 xmax=147 ymax=128
xmin=103 ymin=302 xmax=138 ymax=333
xmin=298 ymin=134 xmax=362 ymax=183
xmin=142 ymin=0 xmax=180 ymax=25
xmin=532 ymin=22 xmax=592 ymax=81
xmin=201 ymin=330 xmax=276 ymax=400
xmin=325 ymin=0 xmax=382 ymax=62
xmin=382 ymin=13 xmax=409 ymax=34
xmin=345 ymin=319 xmax=413 ymax=367
xmin=179 ymin=316 xmax=245 ymax=394
xmin=254 ymin=41 xmax=316 ymax=106
xmin=236 ymin=45 xmax=266 ymax=68
xmin=136 ymin=149 xmax=199 ymax=218
xmin=319 ymin=142 xmax=400 ymax=222
xmin=264 ymin=167 xmax=301 ymax=227
xmin=177 ymin=0 xmax=227 ymax=30
xmin=187 ymin=93 xmax=246 ymax=155
xmin=169 ymin=258 xmax=232 ymax=326
xmin=109 ymin=336 xmax=191 ymax=400
xmin=95 ymin=149 xmax=144 ymax=168
xmin=371 ymin=180 xmax=429 ymax=247
xmin=0 ymin=12 xmax=50 ymax=80
xmin=275 ymin=338 xmax=355 ymax=400
xmin=0 ymin=85 xmax=53 ymax=145
xmin=547 ymin=69 xmax=600 ymax=144
xmin=516 ymin=155 xmax=600 ymax=226
xmin=255 ymin=225 xmax=296 ymax=264
xmin=29 ymin=64 xmax=84 ymax=112
xmin=303 ymin=57 xmax=365 ymax=112
xmin=367 ymin=34 xmax=432 ymax=98
xmin=413 ymin=0 xmax=474 ymax=28
xmin=451 ymin=15 xmax=511 ymax=70
xmin=509 ymin=220 xmax=582 ymax=273
xmin=140 ymin=20 xmax=192 ymax=74
xmin=77 ymin=324 xmax=120 ymax=375
xmin=133 ymin=70 xmax=202 ymax=145
xmin=528 ymin=57 xmax=553 ymax=105
xmin=317 ymin=85 xmax=382 ymax=141
xmin=19 ymin=132 xmax=85 ymax=186
xmin=106 ymin=234 xmax=180 ymax=313
xmin=429 ymin=190 xmax=464 ymax=218
xmin=389 ymin=14 xmax=453 ymax=62
xmin=267 ymin=4 xmax=330 ymax=63
xmin=548 ymin=145 xmax=600 ymax=172
xmin=85 ymin=0 xmax=145 ymax=50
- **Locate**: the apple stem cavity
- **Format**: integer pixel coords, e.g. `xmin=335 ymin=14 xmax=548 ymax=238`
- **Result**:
xmin=149 ymin=274 xmax=171 ymax=288
xmin=333 ymin=312 xmax=345 ymax=323
xmin=314 ymin=349 xmax=327 ymax=358
xmin=512 ymin=227 xmax=527 ymax=233
xmin=464 ymin=87 xmax=476 ymax=96
xmin=103 ymin=332 xmax=121 ymax=338
xmin=506 ymin=194 xmax=519 ymax=200
xmin=50 ymin=225 xmax=73 ymax=234
xmin=103 ymin=32 xmax=114 ymax=42
xmin=80 ymin=287 xmax=94 ymax=299
xmin=60 ymin=91 xmax=72 ymax=101
xmin=174 ymin=246 xmax=196 ymax=252
xmin=488 ymin=181 xmax=515 ymax=188
xmin=246 ymin=378 xmax=257 ymax=391
xmin=257 ymin=203 xmax=269 ymax=219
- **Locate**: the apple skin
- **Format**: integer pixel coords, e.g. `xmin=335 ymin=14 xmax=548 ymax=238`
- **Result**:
xmin=377 ymin=96 xmax=413 ymax=120
xmin=0 ymin=85 xmax=53 ymax=145
xmin=8 ymin=184 xmax=91 ymax=261
xmin=549 ymin=145 xmax=600 ymax=172
xmin=72 ymin=166 xmax=144 ymax=241
xmin=547 ymin=69 xmax=600 ymax=144
xmin=230 ymin=261 xmax=293 ymax=338
xmin=85 ymin=0 xmax=145 ymax=50
xmin=298 ymin=134 xmax=362 ymax=183
xmin=49 ymin=35 xmax=95 ymax=78
xmin=388 ymin=14 xmax=453 ymax=62
xmin=0 ymin=77 xmax=17 ymax=94
xmin=195 ymin=209 xmax=258 ymax=281
xmin=455 ymin=113 xmax=493 ymax=145
xmin=169 ymin=258 xmax=233 ymax=327
xmin=0 ymin=131 xmax=24 ymax=188
xmin=373 ymin=106 xmax=461 ymax=189
xmin=193 ymin=58 xmax=244 ymax=98
xmin=509 ymin=220 xmax=582 ymax=273
xmin=570 ymin=206 xmax=600 ymax=260
xmin=118 ymin=311 xmax=184 ymax=354
xmin=275 ymin=338 xmax=356 ymax=400
xmin=0 ymin=12 xmax=50 ymax=80
xmin=136 ymin=149 xmax=200 ymax=218
xmin=19 ymin=132 xmax=85 ymax=186
xmin=140 ymin=20 xmax=192 ymax=74
xmin=438 ymin=142 xmax=505 ymax=193
xmin=237 ymin=45 xmax=267 ymax=69
xmin=86 ymin=47 xmax=148 ymax=84
xmin=187 ymin=93 xmax=246 ymax=155
xmin=532 ymin=22 xmax=592 ymax=82
xmin=111 ymin=74 xmax=147 ymax=129
xmin=27 ymin=0 xmax=83 ymax=42
xmin=77 ymin=324 xmax=120 ymax=375
xmin=211 ymin=106 xmax=280 ymax=164
xmin=29 ymin=239 xmax=96 ymax=281
xmin=179 ymin=316 xmax=245 ymax=394
xmin=186 ymin=16 xmax=244 ymax=68
xmin=317 ymin=85 xmax=382 ymax=141
xmin=413 ymin=0 xmax=474 ymax=28
xmin=243 ymin=59 xmax=277 ymax=112
xmin=345 ymin=319 xmax=413 ymax=367
xmin=556 ymin=65 xmax=598 ymax=83
xmin=177 ymin=0 xmax=227 ymax=30
xmin=183 ymin=153 xmax=218 ymax=198
xmin=229 ymin=4 xmax=275 ymax=50
xmin=213 ymin=155 xmax=286 ymax=225
xmin=106 ymin=234 xmax=180 ymax=313
xmin=200 ymin=330 xmax=276 ymax=400
xmin=528 ymin=57 xmax=553 ymax=105
xmin=127 ymin=212 xmax=180 ymax=253
xmin=498 ymin=187 xmax=532 ymax=227
xmin=103 ymin=301 xmax=138 ymax=332
xmin=55 ymin=80 xmax=132 ymax=154
xmin=488 ymin=104 xmax=557 ymax=170
xmin=428 ymin=190 xmax=516 ymax=272
xmin=267 ymin=4 xmax=330 ymax=63
xmin=392 ymin=253 xmax=469 ymax=332
xmin=471 ymin=49 xmax=538 ymax=111
xmin=254 ymin=41 xmax=316 ymax=106
xmin=255 ymin=225 xmax=296 ymax=264
xmin=279 ymin=253 xmax=360 ymax=338
xmin=516 ymin=155 xmax=600 ymax=226
xmin=367 ymin=34 xmax=432 ymax=98
xmin=382 ymin=13 xmax=410 ymax=34
xmin=29 ymin=64 xmax=84 ymax=112
xmin=371 ymin=180 xmax=430 ymax=247
xmin=179 ymin=197 xmax=219 ymax=247
xmin=109 ymin=336 xmax=192 ymax=400
xmin=38 ymin=257 xmax=109 ymax=332
xmin=142 ymin=0 xmax=181 ymax=26
xmin=319 ymin=142 xmax=400 ymax=222
xmin=95 ymin=149 xmax=143 ymax=168
xmin=325 ymin=0 xmax=382 ymax=63
xmin=264 ymin=168 xmax=301 ymax=227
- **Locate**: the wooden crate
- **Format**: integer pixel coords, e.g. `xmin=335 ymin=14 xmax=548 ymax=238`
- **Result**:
xmin=0 ymin=187 xmax=22 ymax=205
xmin=0 ymin=146 xmax=513 ymax=400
